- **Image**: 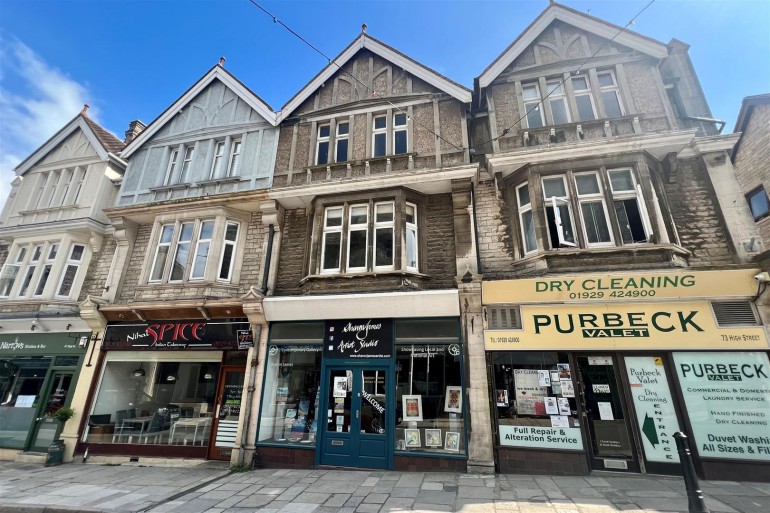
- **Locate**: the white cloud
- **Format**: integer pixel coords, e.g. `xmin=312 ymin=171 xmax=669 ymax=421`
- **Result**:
xmin=0 ymin=38 xmax=95 ymax=206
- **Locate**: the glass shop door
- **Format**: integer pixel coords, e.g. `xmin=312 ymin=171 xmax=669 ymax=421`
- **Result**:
xmin=28 ymin=371 xmax=74 ymax=452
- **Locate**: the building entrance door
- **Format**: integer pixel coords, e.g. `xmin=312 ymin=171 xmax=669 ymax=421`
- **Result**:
xmin=207 ymin=366 xmax=246 ymax=461
xmin=28 ymin=371 xmax=74 ymax=452
xmin=575 ymin=355 xmax=641 ymax=472
xmin=319 ymin=365 xmax=390 ymax=469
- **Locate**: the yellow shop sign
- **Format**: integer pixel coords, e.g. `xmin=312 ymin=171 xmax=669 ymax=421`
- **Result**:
xmin=484 ymin=301 xmax=768 ymax=351
xmin=483 ymin=269 xmax=758 ymax=304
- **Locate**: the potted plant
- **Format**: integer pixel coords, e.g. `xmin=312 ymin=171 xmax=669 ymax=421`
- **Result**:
xmin=44 ymin=407 xmax=75 ymax=467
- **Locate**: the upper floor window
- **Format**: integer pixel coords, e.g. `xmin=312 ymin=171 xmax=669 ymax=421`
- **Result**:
xmin=0 ymin=241 xmax=83 ymax=300
xmin=147 ymin=217 xmax=241 ymax=284
xmin=210 ymin=141 xmax=226 ymax=179
xmin=180 ymin=146 xmax=195 ymax=183
xmin=164 ymin=148 xmax=180 ymax=185
xmin=571 ymin=75 xmax=596 ymax=122
xmin=227 ymin=140 xmax=241 ymax=177
xmin=515 ymin=168 xmax=652 ymax=253
xmin=598 ymin=71 xmax=624 ymax=118
xmin=547 ymin=80 xmax=571 ymax=125
xmin=522 ymin=83 xmax=545 ymax=128
xmin=747 ymin=186 xmax=770 ymax=221
xmin=316 ymin=125 xmax=331 ymax=165
xmin=372 ymin=113 xmax=409 ymax=158
xmin=336 ymin=123 xmax=349 ymax=162
xmin=319 ymin=199 xmax=418 ymax=275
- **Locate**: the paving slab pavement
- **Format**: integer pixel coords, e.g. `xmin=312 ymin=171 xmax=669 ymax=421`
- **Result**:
xmin=1 ymin=462 xmax=768 ymax=513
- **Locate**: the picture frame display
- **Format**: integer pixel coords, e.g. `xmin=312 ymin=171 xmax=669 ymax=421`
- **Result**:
xmin=405 ymin=428 xmax=421 ymax=448
xmin=402 ymin=395 xmax=423 ymax=421
xmin=444 ymin=431 xmax=460 ymax=451
xmin=425 ymin=429 xmax=442 ymax=447
xmin=444 ymin=386 xmax=462 ymax=413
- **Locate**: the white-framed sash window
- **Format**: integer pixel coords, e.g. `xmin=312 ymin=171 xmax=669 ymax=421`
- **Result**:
xmin=169 ymin=222 xmax=194 ymax=282
xmin=373 ymin=202 xmax=395 ymax=270
xmin=405 ymin=202 xmax=419 ymax=271
xmin=336 ymin=122 xmax=349 ymax=162
xmin=546 ymin=79 xmax=571 ymax=125
xmin=393 ymin=113 xmax=408 ymax=154
xmin=34 ymin=244 xmax=58 ymax=297
xmin=598 ymin=71 xmax=624 ymax=118
xmin=150 ymin=225 xmax=175 ymax=282
xmin=516 ymin=183 xmax=537 ymax=254
xmin=191 ymin=221 xmax=215 ymax=280
xmin=210 ymin=141 xmax=226 ymax=179
xmin=0 ymin=246 xmax=27 ymax=297
xmin=575 ymin=171 xmax=613 ymax=246
xmin=218 ymin=221 xmax=240 ymax=282
xmin=571 ymin=75 xmax=597 ymax=122
xmin=372 ymin=115 xmax=387 ymax=157
xmin=55 ymin=243 xmax=85 ymax=298
xmin=542 ymin=176 xmax=577 ymax=248
xmin=522 ymin=83 xmax=545 ymax=128
xmin=227 ymin=139 xmax=241 ymax=177
xmin=347 ymin=204 xmax=369 ymax=272
xmin=321 ymin=207 xmax=343 ymax=274
xmin=608 ymin=168 xmax=652 ymax=243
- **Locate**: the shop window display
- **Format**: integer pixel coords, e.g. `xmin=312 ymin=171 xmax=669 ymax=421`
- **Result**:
xmin=493 ymin=352 xmax=583 ymax=450
xmin=257 ymin=345 xmax=322 ymax=445
xmin=395 ymin=343 xmax=465 ymax=455
xmin=86 ymin=361 xmax=219 ymax=445
xmin=0 ymin=357 xmax=52 ymax=448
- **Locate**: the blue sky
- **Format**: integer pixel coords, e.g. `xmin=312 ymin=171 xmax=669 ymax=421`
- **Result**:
xmin=1 ymin=0 xmax=768 ymax=203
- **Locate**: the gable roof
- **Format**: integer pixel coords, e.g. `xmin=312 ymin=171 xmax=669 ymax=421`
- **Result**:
xmin=14 ymin=113 xmax=126 ymax=176
xmin=477 ymin=2 xmax=669 ymax=89
xmin=734 ymin=93 xmax=770 ymax=134
xmin=121 ymin=64 xmax=278 ymax=159
xmin=278 ymin=32 xmax=472 ymax=123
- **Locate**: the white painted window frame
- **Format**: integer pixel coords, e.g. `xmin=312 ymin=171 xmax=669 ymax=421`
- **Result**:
xmin=373 ymin=201 xmax=395 ymax=271
xmin=335 ymin=122 xmax=349 ymax=163
xmin=598 ymin=70 xmax=625 ymax=118
xmin=34 ymin=243 xmax=58 ymax=297
xmin=18 ymin=244 xmax=43 ymax=297
xmin=227 ymin=139 xmax=242 ymax=177
xmin=168 ymin=222 xmax=195 ymax=283
xmin=321 ymin=206 xmax=344 ymax=274
xmin=542 ymin=175 xmax=577 ymax=248
xmin=164 ymin=148 xmax=180 ymax=185
xmin=372 ymin=115 xmax=387 ymax=158
xmin=217 ymin=221 xmax=240 ymax=282
xmin=608 ymin=168 xmax=653 ymax=243
xmin=316 ymin=125 xmax=330 ymax=165
xmin=55 ymin=243 xmax=85 ymax=299
xmin=190 ymin=220 xmax=215 ymax=280
xmin=574 ymin=171 xmax=614 ymax=247
xmin=546 ymin=79 xmax=571 ymax=125
xmin=405 ymin=202 xmax=419 ymax=272
xmin=346 ymin=204 xmax=369 ymax=273
xmin=393 ymin=113 xmax=408 ymax=155
xmin=522 ymin=82 xmax=545 ymax=128
xmin=516 ymin=182 xmax=538 ymax=255
xmin=149 ymin=224 xmax=175 ymax=282
xmin=209 ymin=141 xmax=226 ymax=179
xmin=571 ymin=75 xmax=597 ymax=121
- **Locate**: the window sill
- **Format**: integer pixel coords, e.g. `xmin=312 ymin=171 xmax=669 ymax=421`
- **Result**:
xmin=149 ymin=183 xmax=191 ymax=192
xmin=196 ymin=176 xmax=241 ymax=186
xmin=305 ymin=152 xmax=417 ymax=171
xmin=512 ymin=243 xmax=691 ymax=273
xmin=134 ymin=281 xmax=239 ymax=290
xmin=301 ymin=269 xmax=429 ymax=285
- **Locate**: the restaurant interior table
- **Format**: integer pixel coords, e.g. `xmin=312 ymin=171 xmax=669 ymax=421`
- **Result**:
xmin=168 ymin=416 xmax=212 ymax=446
xmin=112 ymin=416 xmax=153 ymax=443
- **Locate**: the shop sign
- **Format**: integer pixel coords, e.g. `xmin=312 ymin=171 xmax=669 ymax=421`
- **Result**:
xmin=103 ymin=321 xmax=251 ymax=350
xmin=484 ymin=301 xmax=768 ymax=351
xmin=499 ymin=425 xmax=583 ymax=450
xmin=324 ymin=319 xmax=393 ymax=359
xmin=483 ymin=269 xmax=758 ymax=304
xmin=0 ymin=333 xmax=89 ymax=356
xmin=624 ymin=356 xmax=680 ymax=463
xmin=673 ymin=352 xmax=770 ymax=462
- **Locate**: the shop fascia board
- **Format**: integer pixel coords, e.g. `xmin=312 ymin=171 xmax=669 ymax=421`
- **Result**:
xmin=103 ymin=189 xmax=269 ymax=224
xmin=485 ymin=130 xmax=697 ymax=178
xmin=99 ymin=299 xmax=244 ymax=318
xmin=263 ymin=289 xmax=460 ymax=322
xmin=0 ymin=315 xmax=91 ymax=335
xmin=268 ymin=164 xmax=478 ymax=209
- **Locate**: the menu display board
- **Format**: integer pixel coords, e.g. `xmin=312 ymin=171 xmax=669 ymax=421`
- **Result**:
xmin=674 ymin=351 xmax=770 ymax=462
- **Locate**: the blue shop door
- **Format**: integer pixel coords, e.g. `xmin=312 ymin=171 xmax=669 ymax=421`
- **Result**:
xmin=320 ymin=366 xmax=389 ymax=469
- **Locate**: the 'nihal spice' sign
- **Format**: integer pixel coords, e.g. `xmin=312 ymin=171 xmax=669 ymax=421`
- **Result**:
xmin=103 ymin=321 xmax=252 ymax=350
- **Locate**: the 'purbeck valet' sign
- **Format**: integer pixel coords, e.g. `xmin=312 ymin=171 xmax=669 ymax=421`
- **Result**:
xmin=103 ymin=321 xmax=252 ymax=351
xmin=324 ymin=319 xmax=393 ymax=359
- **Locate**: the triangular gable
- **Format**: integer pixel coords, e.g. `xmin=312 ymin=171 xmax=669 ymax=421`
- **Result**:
xmin=478 ymin=2 xmax=668 ymax=89
xmin=278 ymin=33 xmax=472 ymax=123
xmin=121 ymin=65 xmax=278 ymax=158
xmin=14 ymin=114 xmax=124 ymax=176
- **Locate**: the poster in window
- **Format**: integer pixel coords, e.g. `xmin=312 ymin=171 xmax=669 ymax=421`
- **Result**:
xmin=495 ymin=389 xmax=509 ymax=407
xmin=425 ymin=429 xmax=442 ymax=447
xmin=544 ymin=397 xmax=559 ymax=415
xmin=444 ymin=386 xmax=462 ymax=413
xmin=402 ymin=395 xmax=423 ymax=421
xmin=538 ymin=370 xmax=551 ymax=386
xmin=333 ymin=376 xmax=348 ymax=398
xmin=514 ymin=369 xmax=547 ymax=415
xmin=445 ymin=431 xmax=460 ymax=452
xmin=333 ymin=397 xmax=345 ymax=413
xmin=557 ymin=397 xmax=571 ymax=415
xmin=557 ymin=363 xmax=571 ymax=379
xmin=560 ymin=379 xmax=575 ymax=398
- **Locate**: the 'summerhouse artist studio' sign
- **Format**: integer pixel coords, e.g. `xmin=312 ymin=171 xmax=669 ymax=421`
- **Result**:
xmin=324 ymin=319 xmax=393 ymax=359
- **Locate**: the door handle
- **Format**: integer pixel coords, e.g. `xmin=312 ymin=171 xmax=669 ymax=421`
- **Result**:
xmin=35 ymin=417 xmax=43 ymax=422
xmin=356 ymin=410 xmax=359 ymax=419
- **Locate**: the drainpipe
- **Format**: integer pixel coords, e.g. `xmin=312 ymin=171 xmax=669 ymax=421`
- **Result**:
xmin=261 ymin=225 xmax=275 ymax=294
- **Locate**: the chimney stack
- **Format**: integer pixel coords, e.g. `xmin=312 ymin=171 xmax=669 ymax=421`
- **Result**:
xmin=124 ymin=120 xmax=147 ymax=144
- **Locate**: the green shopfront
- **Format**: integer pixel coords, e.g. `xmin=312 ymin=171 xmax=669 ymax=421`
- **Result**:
xmin=0 ymin=332 xmax=88 ymax=452
xmin=255 ymin=318 xmax=469 ymax=471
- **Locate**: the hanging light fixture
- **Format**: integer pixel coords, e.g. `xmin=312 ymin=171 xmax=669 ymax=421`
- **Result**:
xmin=132 ymin=363 xmax=145 ymax=378
xmin=165 ymin=374 xmax=176 ymax=382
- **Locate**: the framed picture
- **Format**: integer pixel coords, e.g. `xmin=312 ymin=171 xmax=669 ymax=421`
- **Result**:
xmin=402 ymin=395 xmax=423 ymax=421
xmin=444 ymin=431 xmax=460 ymax=452
xmin=425 ymin=429 xmax=442 ymax=447
xmin=405 ymin=429 xmax=421 ymax=448
xmin=444 ymin=386 xmax=462 ymax=413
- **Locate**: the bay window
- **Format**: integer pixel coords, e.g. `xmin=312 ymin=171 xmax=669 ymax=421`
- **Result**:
xmin=56 ymin=244 xmax=85 ymax=298
xmin=18 ymin=245 xmax=42 ymax=296
xmin=516 ymin=183 xmax=537 ymax=254
xmin=516 ymin=168 xmax=655 ymax=253
xmin=0 ymin=247 xmax=25 ymax=297
xmin=34 ymin=244 xmax=58 ymax=296
xmin=147 ymin=217 xmax=242 ymax=285
xmin=317 ymin=195 xmax=420 ymax=275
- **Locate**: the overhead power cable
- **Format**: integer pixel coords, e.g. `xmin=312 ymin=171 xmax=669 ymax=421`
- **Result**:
xmin=473 ymin=0 xmax=657 ymax=151
xmin=247 ymin=0 xmax=465 ymax=152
